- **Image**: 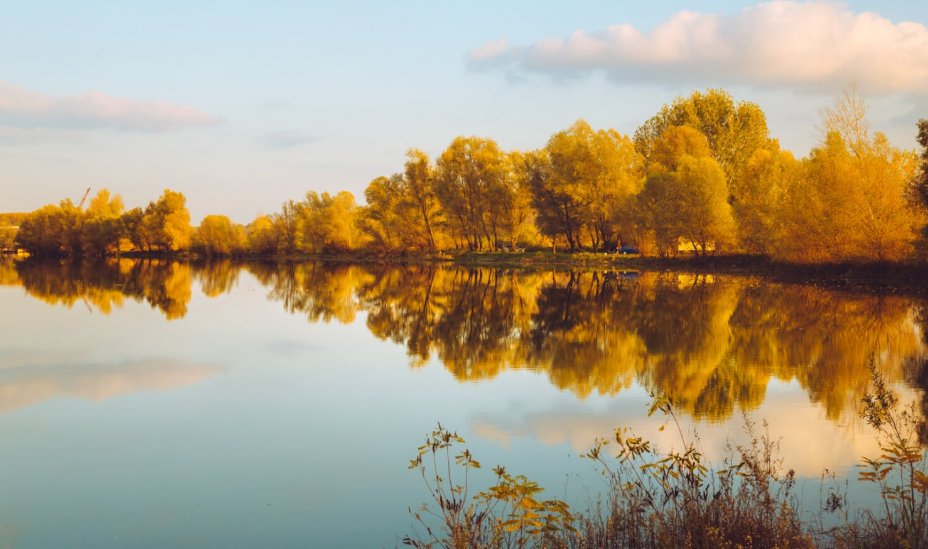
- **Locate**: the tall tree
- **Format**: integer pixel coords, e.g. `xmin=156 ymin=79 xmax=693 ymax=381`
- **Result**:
xmin=634 ymin=88 xmax=770 ymax=184
xmin=192 ymin=215 xmax=245 ymax=256
xmin=403 ymin=149 xmax=442 ymax=251
xmin=358 ymin=174 xmax=405 ymax=252
xmin=675 ymin=155 xmax=736 ymax=255
xmin=636 ymin=126 xmax=734 ymax=256
xmin=503 ymin=151 xmax=539 ymax=250
xmin=777 ymin=129 xmax=919 ymax=264
xmin=435 ymin=136 xmax=507 ymax=250
xmin=272 ymin=199 xmax=303 ymax=254
xmin=246 ymin=215 xmax=279 ymax=255
xmin=733 ymin=144 xmax=799 ymax=255
xmin=817 ymin=84 xmax=871 ymax=158
xmin=531 ymin=120 xmax=645 ymax=252
xmin=302 ymin=191 xmax=358 ymax=254
xmin=81 ymin=189 xmax=125 ymax=256
xmin=139 ymin=189 xmax=191 ymax=252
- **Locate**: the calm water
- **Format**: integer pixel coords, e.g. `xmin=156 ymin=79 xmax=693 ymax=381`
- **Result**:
xmin=0 ymin=258 xmax=925 ymax=548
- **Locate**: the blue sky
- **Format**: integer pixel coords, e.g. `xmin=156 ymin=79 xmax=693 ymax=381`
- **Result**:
xmin=2 ymin=0 xmax=927 ymax=223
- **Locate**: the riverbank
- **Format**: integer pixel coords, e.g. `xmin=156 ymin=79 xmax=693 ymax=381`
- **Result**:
xmin=449 ymin=250 xmax=928 ymax=289
xmin=314 ymin=250 xmax=928 ymax=293
xmin=13 ymin=249 xmax=928 ymax=293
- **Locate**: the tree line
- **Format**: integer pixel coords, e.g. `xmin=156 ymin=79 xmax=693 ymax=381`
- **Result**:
xmin=9 ymin=87 xmax=928 ymax=264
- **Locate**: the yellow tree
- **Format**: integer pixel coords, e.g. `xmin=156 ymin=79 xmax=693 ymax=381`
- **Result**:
xmin=635 ymin=88 xmax=770 ymax=185
xmin=246 ymin=215 xmax=279 ymax=254
xmin=637 ymin=126 xmax=734 ymax=256
xmin=636 ymin=172 xmax=685 ymax=257
xmin=855 ymin=133 xmax=920 ymax=261
xmin=402 ymin=149 xmax=443 ymax=251
xmin=272 ymin=199 xmax=302 ymax=254
xmin=731 ymin=143 xmax=799 ymax=255
xmin=302 ymin=191 xmax=358 ymax=254
xmin=358 ymin=174 xmax=405 ymax=252
xmin=776 ymin=89 xmax=920 ymax=263
xmin=15 ymin=204 xmax=67 ymax=255
xmin=502 ymin=151 xmax=539 ymax=250
xmin=192 ymin=215 xmax=246 ymax=256
xmin=434 ymin=136 xmax=507 ymax=250
xmin=529 ymin=120 xmax=596 ymax=250
xmin=81 ymin=189 xmax=125 ymax=256
xmin=777 ymin=132 xmax=859 ymax=263
xmin=137 ymin=189 xmax=191 ymax=252
xmin=588 ymin=128 xmax=645 ymax=251
xmin=675 ymin=155 xmax=736 ymax=255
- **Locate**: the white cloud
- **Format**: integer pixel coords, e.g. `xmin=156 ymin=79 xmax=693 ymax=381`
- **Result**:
xmin=467 ymin=1 xmax=928 ymax=93
xmin=466 ymin=36 xmax=527 ymax=71
xmin=0 ymin=81 xmax=220 ymax=132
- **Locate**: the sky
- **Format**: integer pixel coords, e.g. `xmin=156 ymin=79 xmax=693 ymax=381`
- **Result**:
xmin=1 ymin=0 xmax=927 ymax=224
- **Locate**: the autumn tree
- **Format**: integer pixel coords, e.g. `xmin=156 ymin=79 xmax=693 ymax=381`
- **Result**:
xmin=81 ymin=189 xmax=125 ymax=256
xmin=122 ymin=207 xmax=149 ymax=251
xmin=586 ymin=127 xmax=644 ymax=251
xmin=301 ymin=191 xmax=358 ymax=254
xmin=529 ymin=120 xmax=644 ymax=251
xmin=434 ymin=136 xmax=508 ymax=250
xmin=635 ymin=89 xmax=771 ymax=250
xmin=358 ymin=150 xmax=444 ymax=253
xmin=358 ymin=174 xmax=405 ymax=252
xmin=636 ymin=126 xmax=735 ymax=256
xmin=272 ymin=199 xmax=302 ymax=254
xmin=402 ymin=149 xmax=442 ymax=250
xmin=14 ymin=200 xmax=84 ymax=255
xmin=635 ymin=88 xmax=770 ymax=183
xmin=913 ymin=118 xmax=928 ymax=259
xmin=636 ymin=172 xmax=685 ymax=257
xmin=776 ymin=90 xmax=920 ymax=263
xmin=323 ymin=191 xmax=359 ymax=253
xmin=502 ymin=151 xmax=538 ymax=249
xmin=675 ymin=155 xmax=736 ymax=255
xmin=733 ymin=144 xmax=799 ymax=255
xmin=0 ymin=226 xmax=14 ymax=252
xmin=817 ymin=84 xmax=871 ymax=158
xmin=245 ymin=215 xmax=279 ymax=255
xmin=15 ymin=204 xmax=68 ymax=255
xmin=127 ymin=189 xmax=191 ymax=252
xmin=192 ymin=215 xmax=246 ymax=256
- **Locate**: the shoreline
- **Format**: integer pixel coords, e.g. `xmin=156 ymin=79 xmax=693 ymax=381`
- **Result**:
xmin=8 ymin=250 xmax=928 ymax=293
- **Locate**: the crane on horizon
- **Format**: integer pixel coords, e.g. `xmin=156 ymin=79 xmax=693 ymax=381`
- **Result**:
xmin=77 ymin=187 xmax=91 ymax=210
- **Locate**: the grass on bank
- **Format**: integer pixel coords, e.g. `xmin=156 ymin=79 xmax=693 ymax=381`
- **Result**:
xmin=404 ymin=367 xmax=928 ymax=549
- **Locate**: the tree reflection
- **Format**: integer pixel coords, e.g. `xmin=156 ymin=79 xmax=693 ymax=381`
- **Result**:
xmin=194 ymin=259 xmax=242 ymax=297
xmin=14 ymin=258 xmax=193 ymax=319
xmin=0 ymin=257 xmax=20 ymax=286
xmin=251 ymin=261 xmax=373 ymax=324
xmin=9 ymin=259 xmax=927 ymax=423
xmin=255 ymin=262 xmax=925 ymax=423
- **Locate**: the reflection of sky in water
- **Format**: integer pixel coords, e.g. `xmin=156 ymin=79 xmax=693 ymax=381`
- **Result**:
xmin=0 ymin=263 xmax=924 ymax=548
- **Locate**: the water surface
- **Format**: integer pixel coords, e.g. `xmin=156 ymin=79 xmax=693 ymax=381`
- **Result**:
xmin=0 ymin=258 xmax=925 ymax=548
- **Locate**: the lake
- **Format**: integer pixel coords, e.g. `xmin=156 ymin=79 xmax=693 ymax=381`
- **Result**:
xmin=0 ymin=257 xmax=925 ymax=548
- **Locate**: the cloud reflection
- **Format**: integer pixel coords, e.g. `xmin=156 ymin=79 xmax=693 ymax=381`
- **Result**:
xmin=468 ymin=381 xmax=898 ymax=476
xmin=0 ymin=358 xmax=223 ymax=412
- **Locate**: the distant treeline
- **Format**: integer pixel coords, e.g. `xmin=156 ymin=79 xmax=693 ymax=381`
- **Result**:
xmin=7 ymin=87 xmax=928 ymax=264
